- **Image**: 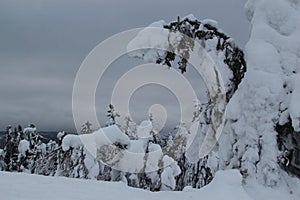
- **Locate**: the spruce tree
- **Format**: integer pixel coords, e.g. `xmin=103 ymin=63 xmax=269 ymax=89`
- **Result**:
xmin=106 ymin=104 xmax=120 ymax=126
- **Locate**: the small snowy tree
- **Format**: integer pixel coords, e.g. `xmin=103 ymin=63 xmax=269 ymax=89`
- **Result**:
xmin=17 ymin=139 xmax=30 ymax=172
xmin=80 ymin=121 xmax=93 ymax=134
xmin=0 ymin=149 xmax=6 ymax=170
xmin=35 ymin=140 xmax=59 ymax=176
xmin=161 ymin=156 xmax=181 ymax=191
xmin=106 ymin=104 xmax=120 ymax=126
xmin=4 ymin=125 xmax=19 ymax=171
xmin=123 ymin=115 xmax=137 ymax=139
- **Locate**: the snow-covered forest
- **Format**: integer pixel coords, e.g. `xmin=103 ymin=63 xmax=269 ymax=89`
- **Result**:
xmin=1 ymin=0 xmax=300 ymax=199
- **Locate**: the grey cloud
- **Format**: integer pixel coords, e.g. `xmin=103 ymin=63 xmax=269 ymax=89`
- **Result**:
xmin=0 ymin=0 xmax=249 ymax=132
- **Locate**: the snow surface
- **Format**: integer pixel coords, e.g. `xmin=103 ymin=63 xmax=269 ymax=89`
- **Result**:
xmin=0 ymin=170 xmax=252 ymax=200
xmin=1 ymin=169 xmax=299 ymax=200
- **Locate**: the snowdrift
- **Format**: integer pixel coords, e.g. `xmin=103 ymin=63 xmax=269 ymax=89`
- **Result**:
xmin=1 ymin=170 xmax=253 ymax=200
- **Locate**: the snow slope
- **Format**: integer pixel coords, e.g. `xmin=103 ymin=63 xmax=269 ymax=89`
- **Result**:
xmin=1 ymin=169 xmax=299 ymax=200
xmin=0 ymin=170 xmax=252 ymax=200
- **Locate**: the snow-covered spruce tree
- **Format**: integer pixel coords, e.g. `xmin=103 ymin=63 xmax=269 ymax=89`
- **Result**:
xmin=128 ymin=15 xmax=246 ymax=100
xmin=163 ymin=123 xmax=190 ymax=190
xmin=34 ymin=139 xmax=59 ymax=176
xmin=17 ymin=138 xmax=30 ymax=172
xmin=1 ymin=124 xmax=53 ymax=173
xmin=148 ymin=113 xmax=161 ymax=144
xmin=19 ymin=124 xmax=52 ymax=173
xmin=178 ymin=99 xmax=217 ymax=189
xmin=56 ymin=134 xmax=81 ymax=177
xmin=106 ymin=104 xmax=120 ymax=126
xmin=4 ymin=125 xmax=20 ymax=171
xmin=53 ymin=131 xmax=66 ymax=175
xmin=128 ymin=15 xmax=246 ymax=189
xmin=123 ymin=115 xmax=137 ymax=139
xmin=161 ymin=155 xmax=181 ymax=191
xmin=30 ymin=141 xmax=46 ymax=173
xmin=23 ymin=124 xmax=38 ymax=149
xmin=21 ymin=124 xmax=46 ymax=173
xmin=0 ymin=149 xmax=5 ymax=170
xmin=106 ymin=120 xmax=181 ymax=191
xmin=216 ymin=0 xmax=300 ymax=187
xmin=3 ymin=126 xmax=12 ymax=170
xmin=80 ymin=121 xmax=93 ymax=134
xmin=57 ymin=132 xmax=102 ymax=179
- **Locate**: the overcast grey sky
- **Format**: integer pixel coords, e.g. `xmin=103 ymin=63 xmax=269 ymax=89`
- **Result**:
xmin=0 ymin=0 xmax=250 ymax=132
